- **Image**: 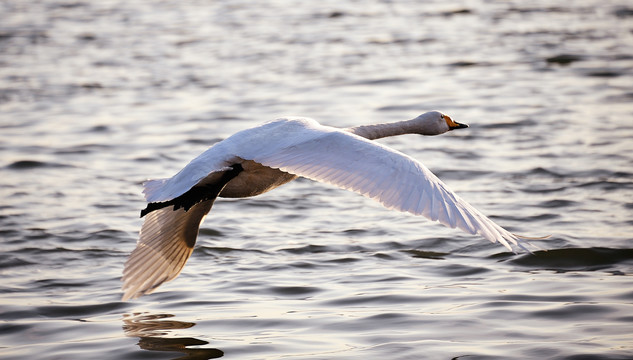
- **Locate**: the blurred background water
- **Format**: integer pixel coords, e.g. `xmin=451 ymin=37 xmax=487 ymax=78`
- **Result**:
xmin=1 ymin=0 xmax=633 ymax=359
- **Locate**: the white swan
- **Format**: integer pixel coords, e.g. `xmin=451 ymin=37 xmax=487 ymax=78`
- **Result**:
xmin=122 ymin=111 xmax=529 ymax=300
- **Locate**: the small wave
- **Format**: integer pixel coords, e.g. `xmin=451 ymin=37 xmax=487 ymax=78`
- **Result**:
xmin=574 ymin=179 xmax=633 ymax=191
xmin=196 ymin=246 xmax=268 ymax=257
xmin=583 ymin=68 xmax=624 ymax=78
xmin=91 ymin=229 xmax=129 ymax=240
xmin=5 ymin=160 xmax=72 ymax=169
xmin=0 ymin=254 xmax=34 ymax=269
xmin=519 ymin=185 xmax=568 ymax=194
xmin=402 ymin=250 xmax=448 ymax=260
xmin=557 ymin=354 xmax=633 ymax=360
xmin=537 ymin=199 xmax=578 ymax=208
xmin=510 ymin=247 xmax=633 ymax=272
xmin=529 ymin=303 xmax=615 ymax=320
xmin=36 ymin=302 xmax=126 ymax=319
xmin=261 ymin=260 xmax=322 ymax=271
xmin=448 ymin=60 xmax=479 ymax=67
xmin=351 ymin=78 xmax=408 ymax=86
xmin=434 ymin=169 xmax=488 ymax=180
xmin=480 ymin=119 xmax=538 ymax=129
xmin=267 ymin=285 xmax=322 ymax=296
xmin=545 ymin=54 xmax=584 ymax=65
xmin=323 ymin=293 xmax=424 ymax=307
xmin=0 ymin=322 xmax=32 ymax=336
xmin=435 ymin=263 xmax=492 ymax=277
xmin=54 ymin=143 xmax=111 ymax=155
xmin=279 ymin=244 xmax=334 ymax=254
xmin=526 ymin=166 xmax=566 ymax=177
xmin=376 ymin=103 xmax=427 ymax=112
xmin=31 ymin=278 xmax=91 ymax=290
xmin=614 ymin=6 xmax=633 ymax=18
xmin=604 ymin=91 xmax=633 ymax=103
xmin=198 ymin=228 xmax=224 ymax=237
xmin=501 ymin=213 xmax=561 ymax=222
xmin=279 ymin=243 xmax=373 ymax=257
xmin=324 ymin=256 xmax=362 ymax=264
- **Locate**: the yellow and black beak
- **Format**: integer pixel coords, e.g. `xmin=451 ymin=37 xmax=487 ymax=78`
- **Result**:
xmin=445 ymin=115 xmax=469 ymax=130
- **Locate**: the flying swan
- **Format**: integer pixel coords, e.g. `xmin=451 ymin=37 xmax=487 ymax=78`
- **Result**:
xmin=122 ymin=111 xmax=530 ymax=300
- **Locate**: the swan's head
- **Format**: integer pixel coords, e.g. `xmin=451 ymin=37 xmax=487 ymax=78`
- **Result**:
xmin=412 ymin=111 xmax=468 ymax=136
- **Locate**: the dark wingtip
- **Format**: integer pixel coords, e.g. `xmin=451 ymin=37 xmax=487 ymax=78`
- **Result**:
xmin=139 ymin=163 xmax=244 ymax=218
xmin=140 ymin=202 xmax=171 ymax=218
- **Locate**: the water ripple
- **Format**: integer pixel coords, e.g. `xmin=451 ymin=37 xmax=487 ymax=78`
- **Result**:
xmin=510 ymin=247 xmax=633 ymax=272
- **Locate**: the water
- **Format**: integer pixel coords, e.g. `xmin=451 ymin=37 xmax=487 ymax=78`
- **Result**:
xmin=1 ymin=0 xmax=633 ymax=359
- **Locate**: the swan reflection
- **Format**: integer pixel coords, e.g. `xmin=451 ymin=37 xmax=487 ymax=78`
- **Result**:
xmin=123 ymin=312 xmax=223 ymax=359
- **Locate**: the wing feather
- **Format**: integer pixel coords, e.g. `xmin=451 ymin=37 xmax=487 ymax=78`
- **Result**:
xmin=121 ymin=200 xmax=213 ymax=300
xmin=238 ymin=124 xmax=524 ymax=251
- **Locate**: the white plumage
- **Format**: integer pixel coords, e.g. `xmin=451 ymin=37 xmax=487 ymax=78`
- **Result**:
xmin=122 ymin=111 xmax=529 ymax=300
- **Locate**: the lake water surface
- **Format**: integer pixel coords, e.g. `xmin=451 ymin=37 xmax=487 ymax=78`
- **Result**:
xmin=1 ymin=1 xmax=633 ymax=359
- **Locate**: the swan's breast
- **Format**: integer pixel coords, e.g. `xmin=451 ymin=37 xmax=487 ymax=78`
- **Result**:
xmin=219 ymin=160 xmax=297 ymax=198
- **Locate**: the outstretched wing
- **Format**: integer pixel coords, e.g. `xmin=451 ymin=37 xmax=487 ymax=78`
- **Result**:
xmin=123 ymin=164 xmax=244 ymax=301
xmin=121 ymin=200 xmax=213 ymax=300
xmin=237 ymin=119 xmax=526 ymax=251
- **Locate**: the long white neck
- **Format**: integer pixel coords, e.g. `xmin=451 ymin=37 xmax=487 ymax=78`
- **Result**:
xmin=345 ymin=119 xmax=418 ymax=140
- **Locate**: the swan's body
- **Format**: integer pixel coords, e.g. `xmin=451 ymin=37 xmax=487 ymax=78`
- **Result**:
xmin=122 ymin=111 xmax=527 ymax=300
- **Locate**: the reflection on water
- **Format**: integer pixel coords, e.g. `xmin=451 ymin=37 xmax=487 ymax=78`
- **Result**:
xmin=123 ymin=313 xmax=223 ymax=359
xmin=123 ymin=313 xmax=195 ymax=338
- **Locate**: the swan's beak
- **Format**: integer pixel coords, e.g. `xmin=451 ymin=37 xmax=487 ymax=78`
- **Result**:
xmin=445 ymin=115 xmax=469 ymax=130
xmin=450 ymin=121 xmax=468 ymax=130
